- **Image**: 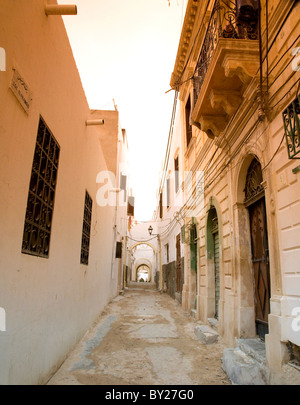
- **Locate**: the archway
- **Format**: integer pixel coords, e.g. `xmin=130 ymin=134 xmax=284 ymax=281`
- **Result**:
xmin=129 ymin=243 xmax=156 ymax=283
xmin=136 ymin=264 xmax=151 ymax=282
xmin=235 ymin=154 xmax=270 ymax=340
xmin=244 ymin=157 xmax=270 ymax=340
xmin=207 ymin=205 xmax=220 ymax=319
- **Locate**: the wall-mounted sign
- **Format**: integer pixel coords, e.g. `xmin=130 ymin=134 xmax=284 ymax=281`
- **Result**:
xmin=10 ymin=67 xmax=32 ymax=113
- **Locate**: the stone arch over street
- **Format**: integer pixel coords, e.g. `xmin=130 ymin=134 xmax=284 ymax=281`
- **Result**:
xmin=136 ymin=261 xmax=152 ymax=282
xmin=128 ymin=242 xmax=157 ymax=284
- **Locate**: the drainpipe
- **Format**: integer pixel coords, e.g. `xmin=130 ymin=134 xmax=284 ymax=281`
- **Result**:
xmin=86 ymin=119 xmax=104 ymax=126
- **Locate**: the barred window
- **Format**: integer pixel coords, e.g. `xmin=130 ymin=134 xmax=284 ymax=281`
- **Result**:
xmin=22 ymin=117 xmax=60 ymax=258
xmin=80 ymin=191 xmax=93 ymax=265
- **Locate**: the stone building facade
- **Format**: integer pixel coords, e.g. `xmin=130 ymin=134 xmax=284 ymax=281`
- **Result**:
xmin=158 ymin=0 xmax=300 ymax=382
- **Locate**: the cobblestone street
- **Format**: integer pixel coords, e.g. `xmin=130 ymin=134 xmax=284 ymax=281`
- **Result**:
xmin=47 ymin=288 xmax=231 ymax=385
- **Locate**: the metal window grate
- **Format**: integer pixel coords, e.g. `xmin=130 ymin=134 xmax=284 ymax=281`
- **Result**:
xmin=244 ymin=157 xmax=264 ymax=206
xmin=22 ymin=117 xmax=60 ymax=258
xmin=283 ymin=95 xmax=300 ymax=159
xmin=80 ymin=191 xmax=93 ymax=265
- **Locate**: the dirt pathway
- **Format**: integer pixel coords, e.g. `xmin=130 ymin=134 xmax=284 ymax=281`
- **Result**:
xmin=47 ymin=289 xmax=231 ymax=385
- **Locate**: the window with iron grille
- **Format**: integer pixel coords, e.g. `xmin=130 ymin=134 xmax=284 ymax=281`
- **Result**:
xmin=21 ymin=116 xmax=60 ymax=258
xmin=80 ymin=191 xmax=93 ymax=265
xmin=283 ymin=95 xmax=300 ymax=159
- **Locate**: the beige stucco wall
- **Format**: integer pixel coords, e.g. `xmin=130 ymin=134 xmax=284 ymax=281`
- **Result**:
xmin=0 ymin=0 xmax=121 ymax=384
xmin=170 ymin=0 xmax=300 ymax=372
xmin=158 ymin=108 xmax=184 ymax=264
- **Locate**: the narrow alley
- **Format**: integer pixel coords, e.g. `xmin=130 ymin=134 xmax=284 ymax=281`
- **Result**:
xmin=1 ymin=0 xmax=300 ymax=386
xmin=47 ymin=287 xmax=230 ymax=386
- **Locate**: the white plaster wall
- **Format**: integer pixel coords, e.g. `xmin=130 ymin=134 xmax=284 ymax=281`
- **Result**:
xmin=0 ymin=0 xmax=119 ymax=384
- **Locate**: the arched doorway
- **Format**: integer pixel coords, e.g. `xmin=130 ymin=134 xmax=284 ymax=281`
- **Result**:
xmin=137 ymin=264 xmax=151 ymax=282
xmin=207 ymin=206 xmax=220 ymax=319
xmin=129 ymin=242 xmax=157 ymax=284
xmin=244 ymin=157 xmax=270 ymax=340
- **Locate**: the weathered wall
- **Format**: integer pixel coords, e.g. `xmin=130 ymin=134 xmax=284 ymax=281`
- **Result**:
xmin=162 ymin=259 xmax=184 ymax=301
xmin=170 ymin=0 xmax=300 ymax=372
xmin=0 ymin=0 xmax=119 ymax=384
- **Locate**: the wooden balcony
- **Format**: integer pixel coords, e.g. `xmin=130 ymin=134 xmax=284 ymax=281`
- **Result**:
xmin=191 ymin=0 xmax=260 ymax=139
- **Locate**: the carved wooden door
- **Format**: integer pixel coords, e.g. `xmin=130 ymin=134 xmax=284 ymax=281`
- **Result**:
xmin=249 ymin=197 xmax=270 ymax=340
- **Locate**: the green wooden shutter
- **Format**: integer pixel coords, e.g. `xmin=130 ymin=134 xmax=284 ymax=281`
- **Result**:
xmin=190 ymin=225 xmax=197 ymax=272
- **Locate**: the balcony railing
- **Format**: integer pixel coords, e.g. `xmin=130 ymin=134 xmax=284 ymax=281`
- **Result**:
xmin=193 ymin=0 xmax=259 ymax=107
xmin=283 ymin=95 xmax=300 ymax=159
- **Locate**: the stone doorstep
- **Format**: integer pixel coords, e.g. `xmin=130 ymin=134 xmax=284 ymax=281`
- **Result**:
xmin=236 ymin=338 xmax=266 ymax=364
xmin=222 ymin=347 xmax=269 ymax=385
xmin=125 ymin=282 xmax=157 ymax=291
xmin=223 ymin=339 xmax=300 ymax=385
xmin=194 ymin=324 xmax=219 ymax=345
xmin=222 ymin=338 xmax=269 ymax=385
xmin=208 ymin=317 xmax=219 ymax=330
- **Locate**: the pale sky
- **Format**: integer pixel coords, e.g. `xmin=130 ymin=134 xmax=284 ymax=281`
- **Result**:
xmin=58 ymin=0 xmax=187 ymax=221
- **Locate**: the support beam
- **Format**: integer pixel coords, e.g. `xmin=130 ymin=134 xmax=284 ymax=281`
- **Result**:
xmin=85 ymin=119 xmax=104 ymax=126
xmin=45 ymin=5 xmax=77 ymax=16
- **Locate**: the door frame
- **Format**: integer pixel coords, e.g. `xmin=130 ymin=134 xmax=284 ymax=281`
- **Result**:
xmin=205 ymin=197 xmax=223 ymax=324
xmin=234 ymin=154 xmax=272 ymax=339
xmin=246 ymin=195 xmax=271 ymax=339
